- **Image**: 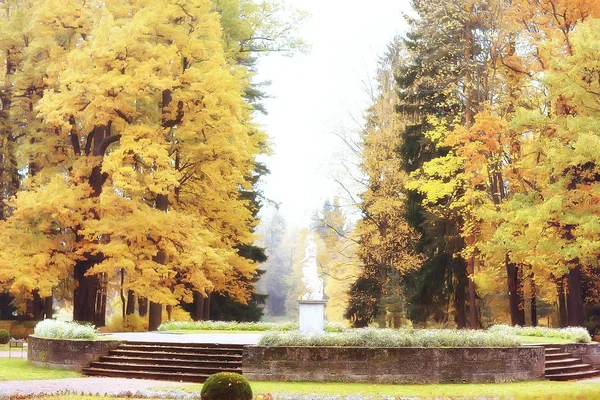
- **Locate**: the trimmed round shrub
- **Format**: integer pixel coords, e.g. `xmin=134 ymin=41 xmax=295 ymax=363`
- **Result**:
xmin=0 ymin=329 xmax=9 ymax=344
xmin=201 ymin=372 xmax=252 ymax=400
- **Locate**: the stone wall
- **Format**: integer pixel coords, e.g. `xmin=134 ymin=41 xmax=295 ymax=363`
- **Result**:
xmin=562 ymin=343 xmax=600 ymax=368
xmin=28 ymin=336 xmax=122 ymax=370
xmin=243 ymin=346 xmax=545 ymax=383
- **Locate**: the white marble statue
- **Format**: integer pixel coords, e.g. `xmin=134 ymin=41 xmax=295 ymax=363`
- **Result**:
xmin=300 ymin=234 xmax=324 ymax=300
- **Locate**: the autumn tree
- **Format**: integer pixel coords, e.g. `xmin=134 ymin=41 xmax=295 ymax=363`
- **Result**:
xmin=0 ymin=0 xmax=277 ymax=330
xmin=347 ymin=43 xmax=422 ymax=328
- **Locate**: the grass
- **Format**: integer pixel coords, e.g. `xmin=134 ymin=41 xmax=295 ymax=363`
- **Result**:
xmin=0 ymin=358 xmax=80 ymax=381
xmin=12 ymin=380 xmax=600 ymax=399
xmin=165 ymin=329 xmax=266 ymax=334
xmin=166 ymin=380 xmax=600 ymax=399
xmin=518 ymin=335 xmax=575 ymax=345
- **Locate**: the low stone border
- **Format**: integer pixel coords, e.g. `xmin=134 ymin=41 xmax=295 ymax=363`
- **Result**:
xmin=561 ymin=343 xmax=600 ymax=368
xmin=28 ymin=336 xmax=122 ymax=371
xmin=243 ymin=346 xmax=545 ymax=383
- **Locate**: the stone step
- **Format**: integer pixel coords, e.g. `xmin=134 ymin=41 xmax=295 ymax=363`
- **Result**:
xmin=108 ymin=349 xmax=242 ymax=361
xmin=88 ymin=361 xmax=241 ymax=375
xmin=83 ymin=341 xmax=244 ymax=382
xmin=544 ymin=347 xmax=563 ymax=354
xmin=99 ymin=355 xmax=242 ymax=368
xmin=82 ymin=366 xmax=210 ymax=383
xmin=118 ymin=343 xmax=243 ymax=355
xmin=545 ymin=363 xmax=592 ymax=374
xmin=546 ymin=369 xmax=600 ymax=381
xmin=544 ymin=352 xmax=573 ymax=360
xmin=125 ymin=341 xmax=245 ymax=350
xmin=545 ymin=357 xmax=583 ymax=368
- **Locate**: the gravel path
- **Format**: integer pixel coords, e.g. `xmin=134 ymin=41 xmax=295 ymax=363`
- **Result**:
xmin=0 ymin=377 xmax=190 ymax=397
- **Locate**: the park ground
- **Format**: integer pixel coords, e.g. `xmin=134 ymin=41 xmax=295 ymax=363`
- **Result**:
xmin=1 ymin=333 xmax=600 ymax=399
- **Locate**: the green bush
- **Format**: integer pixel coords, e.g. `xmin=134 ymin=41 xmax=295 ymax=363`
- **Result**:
xmin=258 ymin=327 xmax=521 ymax=348
xmin=33 ymin=319 xmax=97 ymax=340
xmin=201 ymin=372 xmax=252 ymax=400
xmin=0 ymin=329 xmax=9 ymax=344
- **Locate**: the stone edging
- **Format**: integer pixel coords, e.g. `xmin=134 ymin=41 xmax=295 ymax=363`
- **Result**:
xmin=243 ymin=346 xmax=546 ymax=383
xmin=27 ymin=336 xmax=123 ymax=371
xmin=560 ymin=343 xmax=600 ymax=368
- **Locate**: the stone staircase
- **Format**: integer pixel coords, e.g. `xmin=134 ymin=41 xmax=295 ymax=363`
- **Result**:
xmin=544 ymin=345 xmax=600 ymax=381
xmin=82 ymin=341 xmax=243 ymax=382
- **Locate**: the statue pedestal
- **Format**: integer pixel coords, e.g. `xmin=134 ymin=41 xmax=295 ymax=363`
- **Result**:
xmin=298 ymin=300 xmax=327 ymax=333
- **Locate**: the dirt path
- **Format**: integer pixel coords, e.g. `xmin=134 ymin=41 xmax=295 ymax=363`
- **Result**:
xmin=0 ymin=377 xmax=190 ymax=397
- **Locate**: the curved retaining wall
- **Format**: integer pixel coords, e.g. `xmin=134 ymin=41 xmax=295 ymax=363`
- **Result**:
xmin=243 ymin=346 xmax=545 ymax=383
xmin=28 ymin=336 xmax=122 ymax=370
xmin=561 ymin=343 xmax=600 ymax=368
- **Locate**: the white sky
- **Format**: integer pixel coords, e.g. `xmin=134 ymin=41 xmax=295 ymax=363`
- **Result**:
xmin=256 ymin=0 xmax=412 ymax=228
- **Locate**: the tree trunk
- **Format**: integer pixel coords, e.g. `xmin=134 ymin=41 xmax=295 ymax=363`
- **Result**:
xmin=126 ymin=291 xmax=136 ymax=316
xmin=530 ymin=272 xmax=537 ymax=327
xmin=73 ymin=125 xmax=111 ymax=325
xmin=455 ymin=287 xmax=466 ymax=329
xmin=203 ymin=293 xmax=211 ymax=321
xmin=44 ymin=296 xmax=53 ymax=320
xmin=557 ymin=276 xmax=568 ymax=327
xmin=567 ymin=265 xmax=584 ymax=326
xmin=166 ymin=305 xmax=173 ymax=321
xmin=95 ymin=273 xmax=107 ymax=327
xmin=194 ymin=292 xmax=205 ymax=321
xmin=148 ymin=302 xmax=162 ymax=331
xmin=138 ymin=297 xmax=148 ymax=317
xmin=467 ymin=252 xmax=477 ymax=329
xmin=506 ymin=256 xmax=525 ymax=325
xmin=73 ymin=259 xmax=99 ymax=323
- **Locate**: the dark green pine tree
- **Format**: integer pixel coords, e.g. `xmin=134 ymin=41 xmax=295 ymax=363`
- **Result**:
xmin=396 ymin=0 xmax=472 ymax=328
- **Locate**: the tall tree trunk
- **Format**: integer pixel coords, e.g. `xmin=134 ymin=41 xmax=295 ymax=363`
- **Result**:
xmin=120 ymin=269 xmax=126 ymax=319
xmin=73 ymin=125 xmax=111 ymax=324
xmin=126 ymin=291 xmax=136 ymax=316
xmin=530 ymin=272 xmax=537 ymax=327
xmin=556 ymin=275 xmax=568 ymax=327
xmin=506 ymin=256 xmax=525 ymax=325
xmin=73 ymin=257 xmax=100 ymax=323
xmin=455 ymin=286 xmax=466 ymax=329
xmin=203 ymin=292 xmax=211 ymax=321
xmin=467 ymin=248 xmax=477 ymax=328
xmin=148 ymin=302 xmax=162 ymax=331
xmin=567 ymin=265 xmax=584 ymax=326
xmin=517 ymin=264 xmax=525 ymax=324
xmin=43 ymin=296 xmax=53 ymax=319
xmin=94 ymin=273 xmax=107 ymax=327
xmin=138 ymin=297 xmax=148 ymax=317
xmin=193 ymin=292 xmax=205 ymax=321
xmin=148 ymin=193 xmax=169 ymax=331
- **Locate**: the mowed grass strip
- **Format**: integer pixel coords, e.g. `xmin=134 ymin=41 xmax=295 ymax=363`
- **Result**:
xmin=163 ymin=380 xmax=600 ymax=399
xmin=0 ymin=359 xmax=80 ymax=381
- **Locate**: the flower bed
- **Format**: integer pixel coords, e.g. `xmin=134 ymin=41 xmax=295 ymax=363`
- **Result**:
xmin=259 ymin=328 xmax=521 ymax=348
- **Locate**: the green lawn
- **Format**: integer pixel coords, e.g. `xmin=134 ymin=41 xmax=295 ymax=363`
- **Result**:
xmin=165 ymin=329 xmax=265 ymax=334
xmin=164 ymin=380 xmax=600 ymax=399
xmin=0 ymin=359 xmax=80 ymax=381
xmin=16 ymin=381 xmax=600 ymax=400
xmin=518 ymin=335 xmax=576 ymax=345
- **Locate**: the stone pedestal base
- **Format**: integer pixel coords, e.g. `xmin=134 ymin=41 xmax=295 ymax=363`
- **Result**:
xmin=298 ymin=300 xmax=327 ymax=333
